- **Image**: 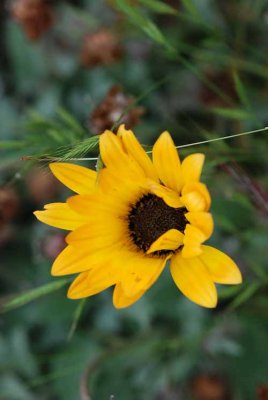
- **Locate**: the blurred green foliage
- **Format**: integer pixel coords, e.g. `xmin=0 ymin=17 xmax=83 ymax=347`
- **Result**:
xmin=0 ymin=0 xmax=268 ymax=399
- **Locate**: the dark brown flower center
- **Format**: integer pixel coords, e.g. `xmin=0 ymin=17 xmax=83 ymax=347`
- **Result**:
xmin=128 ymin=193 xmax=188 ymax=253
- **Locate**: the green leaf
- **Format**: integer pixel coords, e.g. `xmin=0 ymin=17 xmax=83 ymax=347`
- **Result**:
xmin=0 ymin=141 xmax=26 ymax=150
xmin=180 ymin=0 xmax=200 ymax=18
xmin=57 ymin=108 xmax=86 ymax=138
xmin=138 ymin=0 xmax=178 ymax=15
xmin=228 ymin=282 xmax=262 ymax=311
xmin=232 ymin=71 xmax=250 ymax=108
xmin=115 ymin=0 xmax=171 ymax=49
xmin=67 ymin=299 xmax=87 ymax=341
xmin=115 ymin=0 xmax=145 ymax=25
xmin=47 ymin=128 xmax=67 ymax=145
xmin=143 ymin=20 xmax=167 ymax=45
xmin=218 ymin=285 xmax=243 ymax=300
xmin=0 ymin=278 xmax=72 ymax=313
xmin=250 ymin=261 xmax=268 ymax=282
xmin=209 ymin=107 xmax=253 ymax=120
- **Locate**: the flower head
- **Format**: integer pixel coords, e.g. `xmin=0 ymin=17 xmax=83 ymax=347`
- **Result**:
xmin=12 ymin=0 xmax=54 ymax=41
xmin=91 ymin=85 xmax=144 ymax=134
xmin=80 ymin=30 xmax=122 ymax=68
xmin=34 ymin=126 xmax=242 ymax=308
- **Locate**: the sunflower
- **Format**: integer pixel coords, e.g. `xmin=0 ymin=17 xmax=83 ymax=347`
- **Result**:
xmin=34 ymin=125 xmax=242 ymax=308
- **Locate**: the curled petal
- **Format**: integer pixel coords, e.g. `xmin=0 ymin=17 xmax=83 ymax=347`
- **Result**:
xmin=147 ymin=229 xmax=184 ymax=254
xmin=181 ymin=182 xmax=211 ymax=211
xmin=148 ymin=181 xmax=183 ymax=208
xmin=185 ymin=211 xmax=214 ymax=239
xmin=182 ymin=224 xmax=206 ymax=258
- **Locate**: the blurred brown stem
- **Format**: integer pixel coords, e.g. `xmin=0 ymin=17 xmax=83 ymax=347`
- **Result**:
xmin=221 ymin=161 xmax=268 ymax=215
xmin=80 ymin=348 xmax=121 ymax=400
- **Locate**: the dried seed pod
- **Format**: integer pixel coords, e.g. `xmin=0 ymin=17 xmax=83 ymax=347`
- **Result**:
xmin=80 ymin=30 xmax=123 ymax=68
xmin=190 ymin=373 xmax=230 ymax=400
xmin=11 ymin=0 xmax=54 ymax=41
xmin=91 ymin=85 xmax=144 ymax=134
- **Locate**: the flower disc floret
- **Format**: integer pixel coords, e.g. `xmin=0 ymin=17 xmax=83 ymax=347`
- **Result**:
xmin=128 ymin=193 xmax=187 ymax=253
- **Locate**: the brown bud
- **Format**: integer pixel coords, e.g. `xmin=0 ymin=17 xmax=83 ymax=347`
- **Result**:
xmin=80 ymin=30 xmax=123 ymax=68
xmin=0 ymin=187 xmax=20 ymax=226
xmin=190 ymin=373 xmax=230 ymax=400
xmin=90 ymin=85 xmax=145 ymax=134
xmin=11 ymin=0 xmax=54 ymax=41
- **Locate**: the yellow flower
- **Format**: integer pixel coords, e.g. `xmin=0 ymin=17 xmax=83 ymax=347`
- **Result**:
xmin=34 ymin=125 xmax=242 ymax=309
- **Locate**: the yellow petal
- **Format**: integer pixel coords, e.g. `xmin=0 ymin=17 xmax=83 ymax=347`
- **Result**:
xmin=34 ymin=202 xmax=86 ymax=230
xmin=51 ymin=245 xmax=111 ymax=276
xmin=180 ymin=191 xmax=206 ymax=212
xmin=185 ymin=211 xmax=214 ymax=239
xmin=182 ymin=224 xmax=206 ymax=258
xmin=97 ymin=169 xmax=148 ymax=210
xmin=200 ymin=245 xmax=242 ymax=284
xmin=152 ymin=131 xmax=183 ymax=192
xmin=99 ymin=130 xmax=144 ymax=180
xmin=170 ymin=252 xmax=217 ymax=308
xmin=67 ymin=264 xmax=120 ymax=299
xmin=147 ymin=229 xmax=184 ymax=254
xmin=148 ymin=181 xmax=183 ymax=208
xmin=49 ymin=163 xmax=97 ymax=194
xmin=117 ymin=125 xmax=158 ymax=181
xmin=66 ymin=219 xmax=124 ymax=250
xmin=67 ymin=194 xmax=112 ymax=216
xmin=97 ymin=167 xmax=124 ymax=193
xmin=113 ymin=283 xmax=145 ymax=308
xmin=181 ymin=153 xmax=204 ymax=184
xmin=181 ymin=182 xmax=211 ymax=212
xmin=121 ymin=254 xmax=167 ymax=297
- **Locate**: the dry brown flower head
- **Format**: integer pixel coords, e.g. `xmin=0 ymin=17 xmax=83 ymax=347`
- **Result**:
xmin=90 ymin=85 xmax=145 ymax=134
xmin=190 ymin=373 xmax=230 ymax=400
xmin=11 ymin=0 xmax=54 ymax=41
xmin=80 ymin=30 xmax=123 ymax=68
